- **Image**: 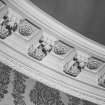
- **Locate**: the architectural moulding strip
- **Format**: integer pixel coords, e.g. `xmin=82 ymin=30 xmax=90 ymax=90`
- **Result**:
xmin=0 ymin=41 xmax=105 ymax=105
xmin=7 ymin=0 xmax=105 ymax=61
xmin=1 ymin=0 xmax=105 ymax=104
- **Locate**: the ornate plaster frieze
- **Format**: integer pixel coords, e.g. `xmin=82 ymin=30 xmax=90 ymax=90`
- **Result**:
xmin=28 ymin=34 xmax=74 ymax=61
xmin=0 ymin=6 xmax=40 ymax=40
xmin=0 ymin=0 xmax=105 ymax=105
xmin=63 ymin=49 xmax=105 ymax=77
xmin=98 ymin=65 xmax=105 ymax=88
xmin=98 ymin=73 xmax=105 ymax=88
xmin=0 ymin=7 xmax=21 ymax=39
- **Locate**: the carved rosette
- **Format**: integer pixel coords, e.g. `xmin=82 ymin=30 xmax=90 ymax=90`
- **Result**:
xmin=52 ymin=41 xmax=71 ymax=55
xmin=28 ymin=36 xmax=53 ymax=61
xmin=67 ymin=94 xmax=97 ymax=105
xmin=63 ymin=61 xmax=81 ymax=77
xmin=28 ymin=44 xmax=47 ymax=61
xmin=18 ymin=20 xmax=33 ymax=36
xmin=11 ymin=71 xmax=28 ymax=105
xmin=0 ymin=8 xmax=18 ymax=39
xmin=98 ymin=72 xmax=105 ymax=88
xmin=63 ymin=51 xmax=88 ymax=77
xmin=0 ymin=62 xmax=11 ymax=102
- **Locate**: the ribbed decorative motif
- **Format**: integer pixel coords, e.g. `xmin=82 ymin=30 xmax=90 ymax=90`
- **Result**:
xmin=19 ymin=20 xmax=33 ymax=36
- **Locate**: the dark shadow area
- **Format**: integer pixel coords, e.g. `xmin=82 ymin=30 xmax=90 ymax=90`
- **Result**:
xmin=30 ymin=0 xmax=105 ymax=45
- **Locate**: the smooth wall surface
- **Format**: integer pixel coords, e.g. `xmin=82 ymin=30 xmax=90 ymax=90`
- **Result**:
xmin=30 ymin=0 xmax=105 ymax=46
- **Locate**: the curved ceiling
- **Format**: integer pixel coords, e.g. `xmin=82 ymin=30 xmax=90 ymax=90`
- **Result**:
xmin=30 ymin=0 xmax=105 ymax=46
